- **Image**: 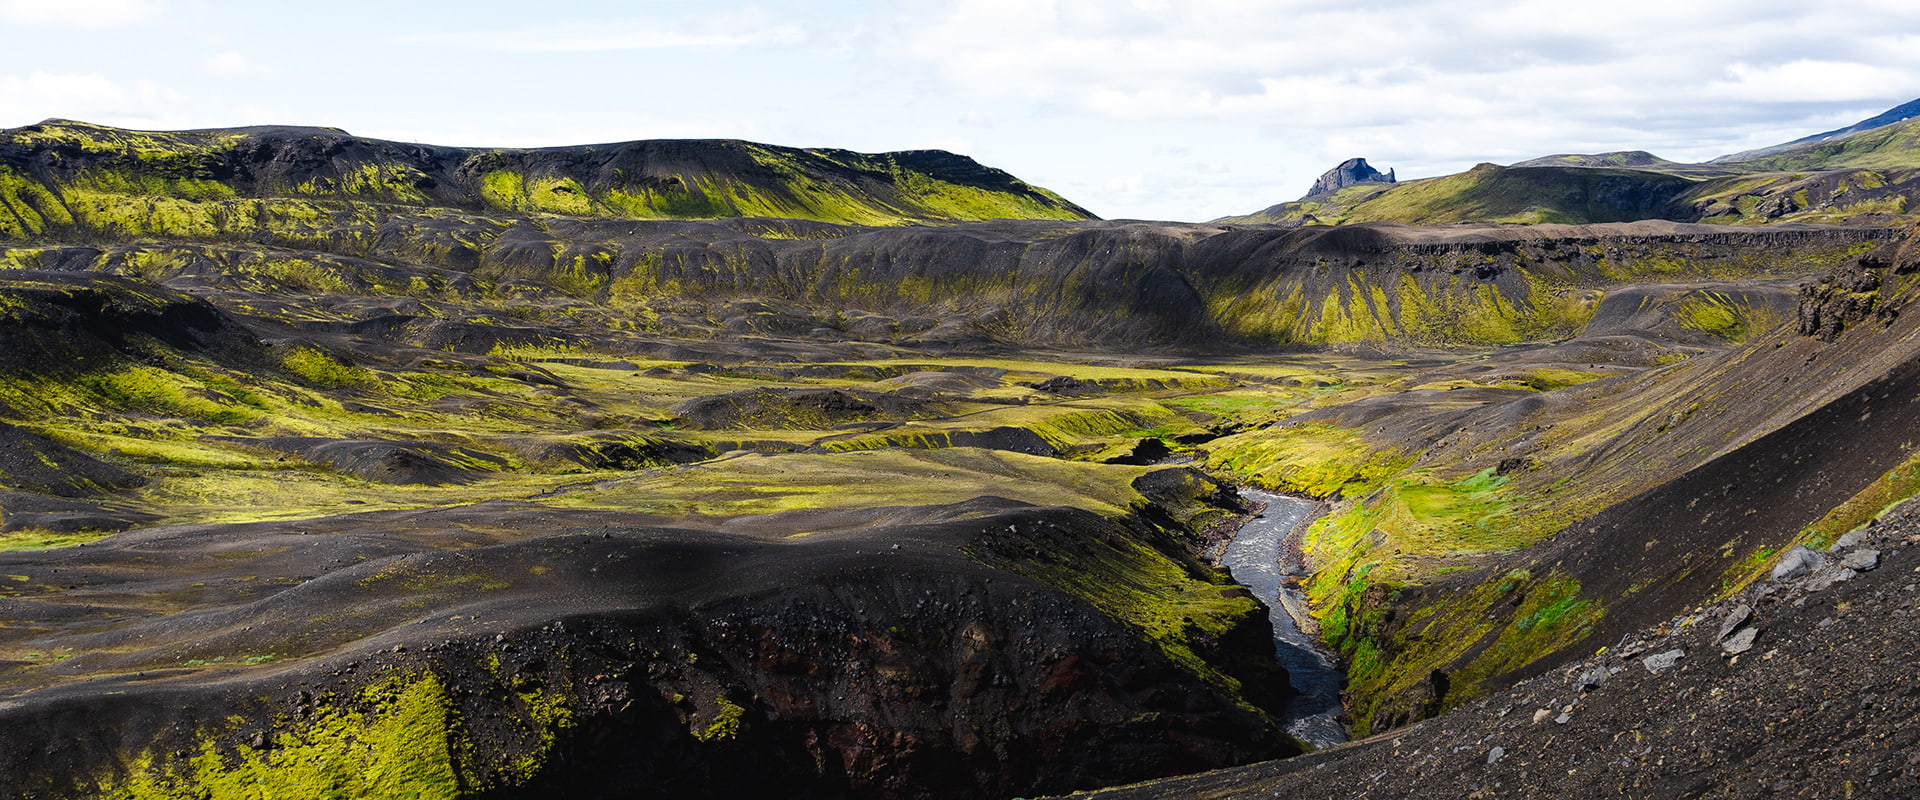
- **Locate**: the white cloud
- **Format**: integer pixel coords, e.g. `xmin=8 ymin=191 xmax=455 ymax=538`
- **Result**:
xmin=199 ymin=51 xmax=274 ymax=78
xmin=1709 ymin=60 xmax=1917 ymax=103
xmin=0 ymin=0 xmax=160 ymax=28
xmin=0 ymin=71 xmax=183 ymax=125
xmin=406 ymin=10 xmax=805 ymax=54
xmin=879 ymin=0 xmax=1920 ymax=217
xmin=408 ymin=28 xmax=801 ymax=53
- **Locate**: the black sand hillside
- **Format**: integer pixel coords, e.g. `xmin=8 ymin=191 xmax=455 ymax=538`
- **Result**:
xmin=0 ymin=496 xmax=1295 ymax=800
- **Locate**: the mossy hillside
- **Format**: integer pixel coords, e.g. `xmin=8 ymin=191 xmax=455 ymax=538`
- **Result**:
xmin=0 ymin=166 xmax=76 ymax=238
xmin=1217 ymin=124 xmax=1920 ymax=227
xmin=843 ymin=357 xmax=1233 ymax=390
xmin=1161 ymin=389 xmax=1306 ymax=426
xmin=1218 ymin=164 xmax=1696 ymax=227
xmin=1208 ymin=272 xmax=1582 ymax=346
xmin=544 ymin=447 xmax=1152 ymax=518
xmin=1672 ymin=290 xmax=1786 ymax=342
xmin=0 ymin=244 xmax=484 ymax=302
xmin=0 ymin=120 xmax=1095 ymax=229
xmin=0 ymin=335 xmax=683 ymax=526
xmin=1298 ymin=483 xmax=1602 ymax=735
xmin=0 ymin=320 xmax=1267 ymax=529
xmin=99 ymin=673 xmax=465 ymax=800
xmin=1315 ymin=567 xmax=1602 ymax=736
xmin=966 ymin=510 xmax=1270 ymax=699
xmin=1204 ymin=423 xmax=1414 ymax=498
xmin=1723 ymin=116 xmax=1920 ymax=173
xmin=467 ymin=143 xmax=1097 ymax=226
xmin=1182 ymin=236 xmax=1827 ymax=349
xmin=1340 ymin=165 xmax=1694 ymax=226
xmin=813 ymin=397 xmax=1201 ymax=456
xmin=91 ymin=662 xmax=589 ymax=800
xmin=1292 ymin=467 xmax=1539 ymax=596
xmin=1187 ymin=229 xmax=1861 ymax=347
xmin=15 ymin=160 xmax=1882 ymax=354
xmin=1680 ymin=168 xmax=1920 ymax=225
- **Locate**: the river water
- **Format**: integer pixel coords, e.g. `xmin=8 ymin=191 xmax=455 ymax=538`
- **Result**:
xmin=1220 ymin=488 xmax=1348 ymax=748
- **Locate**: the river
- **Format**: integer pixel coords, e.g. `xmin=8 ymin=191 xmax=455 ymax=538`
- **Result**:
xmin=1220 ymin=488 xmax=1348 ymax=749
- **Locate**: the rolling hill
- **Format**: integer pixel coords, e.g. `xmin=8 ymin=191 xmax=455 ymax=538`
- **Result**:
xmin=1221 ymin=98 xmax=1920 ymax=228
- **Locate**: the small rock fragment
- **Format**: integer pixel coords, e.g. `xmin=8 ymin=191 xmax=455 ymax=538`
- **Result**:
xmin=1716 ymin=604 xmax=1753 ymax=642
xmin=1772 ymin=546 xmax=1825 ymax=582
xmin=1571 ymin=665 xmax=1611 ymax=692
xmin=1834 ymin=529 xmax=1871 ymax=550
xmin=1554 ymin=712 xmax=1571 ymax=725
xmin=1643 ymin=649 xmax=1686 ymax=674
xmin=1803 ymin=565 xmax=1857 ymax=592
xmin=1532 ymin=708 xmax=1553 ymax=724
xmin=1840 ymin=548 xmax=1880 ymax=572
xmin=1487 ymin=746 xmax=1506 ymax=765
xmin=1721 ymin=627 xmax=1759 ymax=656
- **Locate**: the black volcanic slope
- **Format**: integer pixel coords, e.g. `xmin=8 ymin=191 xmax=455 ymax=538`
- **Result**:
xmin=0 ymin=499 xmax=1294 ymax=800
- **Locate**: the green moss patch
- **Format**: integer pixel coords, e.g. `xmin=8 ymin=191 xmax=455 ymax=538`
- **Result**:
xmin=1204 ymin=422 xmax=1413 ymax=498
xmin=102 ymin=673 xmax=462 ymax=800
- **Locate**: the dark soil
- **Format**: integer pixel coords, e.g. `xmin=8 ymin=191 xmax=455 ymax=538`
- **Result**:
xmin=672 ymin=387 xmax=952 ymax=430
xmin=205 ymin=437 xmax=512 ymax=485
xmin=0 ymin=424 xmax=144 ymax=498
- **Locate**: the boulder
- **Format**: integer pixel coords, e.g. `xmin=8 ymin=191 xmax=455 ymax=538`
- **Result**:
xmin=1771 ymin=546 xmax=1825 ymax=581
xmin=1642 ymin=649 xmax=1686 ymax=674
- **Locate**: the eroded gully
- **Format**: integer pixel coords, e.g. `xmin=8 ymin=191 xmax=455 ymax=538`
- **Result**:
xmin=1220 ymin=487 xmax=1348 ymax=749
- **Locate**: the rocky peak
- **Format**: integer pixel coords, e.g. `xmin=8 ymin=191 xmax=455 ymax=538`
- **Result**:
xmin=1303 ymin=157 xmax=1396 ymax=199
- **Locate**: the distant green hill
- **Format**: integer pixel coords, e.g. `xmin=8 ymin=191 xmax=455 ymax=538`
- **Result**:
xmin=1719 ymin=114 xmax=1920 ymax=172
xmin=1220 ymin=101 xmax=1920 ymax=228
xmin=1218 ymin=164 xmax=1696 ymax=226
xmin=0 ymin=119 xmax=1094 ymax=236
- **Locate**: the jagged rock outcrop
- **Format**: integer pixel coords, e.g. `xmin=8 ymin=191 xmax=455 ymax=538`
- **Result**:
xmin=1302 ymin=157 xmax=1396 ymax=199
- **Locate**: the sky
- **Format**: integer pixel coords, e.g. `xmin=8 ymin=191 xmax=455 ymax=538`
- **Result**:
xmin=2 ymin=0 xmax=1918 ymax=222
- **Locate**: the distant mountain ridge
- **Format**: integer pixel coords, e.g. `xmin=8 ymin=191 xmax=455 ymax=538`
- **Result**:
xmin=1510 ymin=150 xmax=1675 ymax=169
xmin=1221 ymin=97 xmax=1920 ymax=227
xmin=1714 ymin=97 xmax=1920 ymax=163
xmin=0 ymin=119 xmax=1095 ymax=230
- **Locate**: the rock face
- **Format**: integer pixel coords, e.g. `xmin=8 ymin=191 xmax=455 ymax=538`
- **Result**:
xmin=1302 ymin=157 xmax=1396 ymax=199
